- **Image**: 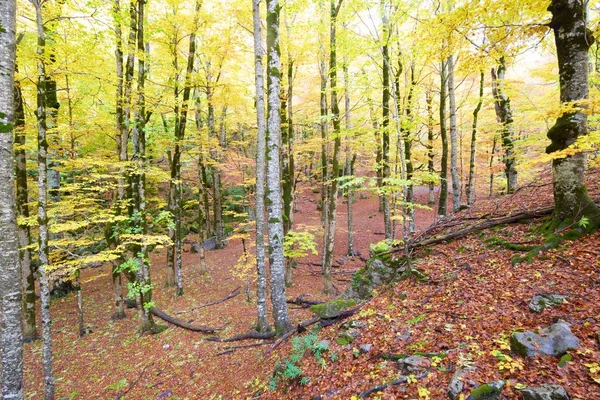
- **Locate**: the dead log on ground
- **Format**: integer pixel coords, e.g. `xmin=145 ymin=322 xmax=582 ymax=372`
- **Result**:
xmin=150 ymin=307 xmax=223 ymax=333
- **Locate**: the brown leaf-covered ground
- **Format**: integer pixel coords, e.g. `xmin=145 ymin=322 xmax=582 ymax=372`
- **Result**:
xmin=23 ymin=168 xmax=600 ymax=399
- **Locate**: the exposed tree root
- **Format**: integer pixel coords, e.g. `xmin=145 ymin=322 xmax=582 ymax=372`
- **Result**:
xmin=207 ymin=330 xmax=276 ymax=343
xmin=175 ymin=286 xmax=241 ymax=315
xmin=215 ymin=342 xmax=272 ymax=356
xmin=286 ymin=295 xmax=323 ymax=308
xmin=149 ymin=307 xmax=223 ymax=333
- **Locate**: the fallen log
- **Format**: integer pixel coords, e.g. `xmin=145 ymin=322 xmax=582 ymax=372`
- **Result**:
xmin=206 ymin=330 xmax=275 ymax=342
xmin=175 ymin=286 xmax=241 ymax=315
xmin=149 ymin=307 xmax=223 ymax=333
xmin=387 ymin=206 xmax=555 ymax=255
xmin=286 ymin=295 xmax=323 ymax=308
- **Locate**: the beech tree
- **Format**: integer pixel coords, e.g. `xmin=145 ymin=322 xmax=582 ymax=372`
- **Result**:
xmin=546 ymin=0 xmax=600 ymax=228
xmin=266 ymin=0 xmax=292 ymax=334
xmin=0 ymin=0 xmax=24 ymax=398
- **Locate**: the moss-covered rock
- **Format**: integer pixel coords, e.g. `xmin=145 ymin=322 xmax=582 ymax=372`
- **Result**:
xmin=529 ymin=294 xmax=567 ymax=313
xmin=510 ymin=322 xmax=579 ymax=358
xmin=466 ymin=381 xmax=505 ymax=400
xmin=309 ymin=298 xmax=356 ymax=319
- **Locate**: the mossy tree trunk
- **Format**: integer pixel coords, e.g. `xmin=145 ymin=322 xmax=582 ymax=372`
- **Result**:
xmin=266 ymin=0 xmax=293 ymax=334
xmin=546 ymin=0 xmax=599 ymax=227
xmin=438 ymin=59 xmax=449 ymax=217
xmin=467 ymin=71 xmax=484 ymax=206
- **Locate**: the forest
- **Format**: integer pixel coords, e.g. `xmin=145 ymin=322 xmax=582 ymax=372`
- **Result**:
xmin=1 ymin=0 xmax=600 ymax=398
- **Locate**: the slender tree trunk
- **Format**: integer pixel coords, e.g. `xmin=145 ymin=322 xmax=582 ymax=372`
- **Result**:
xmin=447 ymin=54 xmax=461 ymax=211
xmin=110 ymin=0 xmax=126 ymax=321
xmin=266 ymin=0 xmax=292 ymax=334
xmin=381 ymin=1 xmax=392 ymax=239
xmin=0 ymin=1 xmax=24 ymax=397
xmin=132 ymin=0 xmax=157 ymax=334
xmin=426 ymin=90 xmax=436 ymax=205
xmin=547 ymin=0 xmax=599 ymax=226
xmin=33 ymin=1 xmax=56 ymax=397
xmin=489 ymin=136 xmax=497 ymax=198
xmin=322 ymin=0 xmax=343 ymax=295
xmin=319 ymin=47 xmax=329 ymax=223
xmin=438 ymin=60 xmax=449 ymax=216
xmin=15 ymin=68 xmax=37 ymax=341
xmin=193 ymin=88 xmax=208 ymax=273
xmin=402 ymin=63 xmax=416 ymax=233
xmin=491 ymin=58 xmax=517 ymax=194
xmin=252 ymin=0 xmax=270 ymax=333
xmin=467 ymin=71 xmax=484 ymax=206
xmin=343 ymin=62 xmax=356 ymax=256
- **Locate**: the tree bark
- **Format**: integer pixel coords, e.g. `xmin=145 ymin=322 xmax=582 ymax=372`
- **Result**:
xmin=266 ymin=0 xmax=293 ymax=334
xmin=252 ymin=0 xmax=270 ymax=333
xmin=467 ymin=71 xmax=484 ymax=206
xmin=343 ymin=62 xmax=356 ymax=256
xmin=381 ymin=1 xmax=392 ymax=239
xmin=438 ymin=60 xmax=449 ymax=216
xmin=33 ymin=1 xmax=56 ymax=397
xmin=322 ymin=0 xmax=343 ymax=295
xmin=491 ymin=58 xmax=517 ymax=194
xmin=426 ymin=90 xmax=436 ymax=205
xmin=15 ymin=67 xmax=37 ymax=341
xmin=0 ymin=0 xmax=24 ymax=397
xmin=447 ymin=54 xmax=461 ymax=211
xmin=547 ymin=0 xmax=599 ymax=226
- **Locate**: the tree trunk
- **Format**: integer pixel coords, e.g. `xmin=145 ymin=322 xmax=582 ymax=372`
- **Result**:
xmin=319 ymin=47 xmax=329 ymax=223
xmin=252 ymin=0 xmax=270 ymax=333
xmin=110 ymin=0 xmax=126 ymax=321
xmin=447 ymin=54 xmax=461 ymax=212
xmin=381 ymin=1 xmax=392 ymax=239
xmin=343 ymin=62 xmax=356 ymax=256
xmin=467 ymin=71 xmax=484 ymax=206
xmin=491 ymin=58 xmax=517 ymax=194
xmin=193 ymin=88 xmax=208 ymax=273
xmin=438 ymin=60 xmax=449 ymax=216
xmin=15 ymin=67 xmax=37 ymax=341
xmin=402 ymin=63 xmax=416 ymax=233
xmin=547 ymin=0 xmax=599 ymax=226
xmin=426 ymin=90 xmax=436 ymax=205
xmin=33 ymin=1 xmax=56 ymax=397
xmin=0 ymin=1 xmax=24 ymax=397
xmin=266 ymin=0 xmax=292 ymax=334
xmin=322 ymin=0 xmax=343 ymax=295
xmin=132 ymin=0 xmax=157 ymax=334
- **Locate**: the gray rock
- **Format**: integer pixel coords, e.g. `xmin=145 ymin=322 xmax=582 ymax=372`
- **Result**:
xmin=519 ymin=384 xmax=569 ymax=400
xmin=448 ymin=366 xmax=474 ymax=400
xmin=529 ymin=294 xmax=567 ymax=313
xmin=359 ymin=344 xmax=372 ymax=354
xmin=190 ymin=243 xmax=202 ymax=253
xmin=397 ymin=355 xmax=431 ymax=375
xmin=341 ymin=320 xmax=367 ymax=330
xmin=511 ymin=322 xmax=579 ymax=357
xmin=203 ymin=236 xmax=217 ymax=250
xmin=466 ymin=380 xmax=505 ymax=400
xmin=345 ymin=258 xmax=401 ymax=300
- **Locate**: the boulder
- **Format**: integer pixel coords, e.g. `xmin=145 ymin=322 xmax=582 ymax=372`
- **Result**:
xmin=310 ymin=298 xmax=356 ymax=319
xmin=519 ymin=384 xmax=569 ymax=400
xmin=529 ymin=294 xmax=567 ymax=313
xmin=448 ymin=366 xmax=475 ymax=400
xmin=397 ymin=355 xmax=431 ymax=375
xmin=359 ymin=344 xmax=373 ymax=354
xmin=346 ymin=258 xmax=399 ymax=300
xmin=510 ymin=322 xmax=579 ymax=358
xmin=190 ymin=243 xmax=202 ymax=253
xmin=466 ymin=381 xmax=505 ymax=400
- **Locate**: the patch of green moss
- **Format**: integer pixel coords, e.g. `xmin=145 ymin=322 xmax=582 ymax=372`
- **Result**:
xmin=310 ymin=298 xmax=356 ymax=319
xmin=485 ymin=236 xmax=535 ymax=252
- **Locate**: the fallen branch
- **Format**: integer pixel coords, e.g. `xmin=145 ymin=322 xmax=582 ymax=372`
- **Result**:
xmin=286 ymin=295 xmax=323 ymax=308
xmin=175 ymin=286 xmax=241 ymax=315
xmin=207 ymin=330 xmax=275 ymax=342
xmin=215 ymin=342 xmax=271 ymax=356
xmin=115 ymin=363 xmax=152 ymax=400
xmin=386 ymin=206 xmax=555 ymax=256
xmin=150 ymin=307 xmax=223 ymax=333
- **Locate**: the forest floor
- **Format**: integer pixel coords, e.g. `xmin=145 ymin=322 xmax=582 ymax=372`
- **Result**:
xmin=22 ymin=169 xmax=600 ymax=399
